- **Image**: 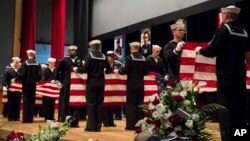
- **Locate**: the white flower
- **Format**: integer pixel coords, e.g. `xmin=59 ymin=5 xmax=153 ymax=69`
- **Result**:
xmin=148 ymin=103 xmax=155 ymax=110
xmin=193 ymin=87 xmax=198 ymax=92
xmin=197 ymin=81 xmax=207 ymax=87
xmin=152 ymin=111 xmax=159 ymax=118
xmin=191 ymin=114 xmax=200 ymax=121
xmin=179 ymin=91 xmax=187 ymax=98
xmin=155 ymin=103 xmax=166 ymax=113
xmin=171 ymin=92 xmax=179 ymax=96
xmin=164 ymin=121 xmax=172 ymax=128
xmin=164 ymin=112 xmax=173 ymax=119
xmin=183 ymin=100 xmax=191 ymax=105
xmin=50 ymin=122 xmax=59 ymax=129
xmin=185 ymin=120 xmax=193 ymax=128
xmin=135 ymin=119 xmax=145 ymax=126
xmin=164 ymin=105 xmax=168 ymax=109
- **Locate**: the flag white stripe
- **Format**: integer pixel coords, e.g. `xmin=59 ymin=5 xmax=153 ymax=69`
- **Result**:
xmin=196 ymin=54 xmax=216 ymax=64
xmin=180 ymin=65 xmax=195 ymax=73
xmin=181 ymin=50 xmax=196 ymax=58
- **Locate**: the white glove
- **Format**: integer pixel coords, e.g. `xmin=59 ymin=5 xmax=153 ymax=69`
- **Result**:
xmin=51 ymin=80 xmax=55 ymax=84
xmin=164 ymin=75 xmax=169 ymax=81
xmin=3 ymin=86 xmax=8 ymax=92
xmin=113 ymin=69 xmax=119 ymax=74
xmin=175 ymin=41 xmax=185 ymax=52
xmin=195 ymin=46 xmax=202 ymax=54
xmin=11 ymin=79 xmax=15 ymax=83
xmin=73 ymin=67 xmax=78 ymax=72
xmin=56 ymin=82 xmax=63 ymax=89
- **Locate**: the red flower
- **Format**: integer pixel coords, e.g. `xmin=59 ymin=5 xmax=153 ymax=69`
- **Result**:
xmin=135 ymin=127 xmax=142 ymax=133
xmin=153 ymin=119 xmax=161 ymax=127
xmin=147 ymin=109 xmax=154 ymax=115
xmin=176 ymin=130 xmax=185 ymax=137
xmin=16 ymin=131 xmax=24 ymax=139
xmin=6 ymin=130 xmax=24 ymax=140
xmin=167 ymin=80 xmax=177 ymax=88
xmin=168 ymin=115 xmax=182 ymax=124
xmin=146 ymin=119 xmax=152 ymax=124
xmin=171 ymin=95 xmax=184 ymax=102
xmin=152 ymin=97 xmax=160 ymax=106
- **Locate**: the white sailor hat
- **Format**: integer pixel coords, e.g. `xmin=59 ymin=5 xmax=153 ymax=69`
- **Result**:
xmin=26 ymin=49 xmax=36 ymax=54
xmin=88 ymin=39 xmax=101 ymax=47
xmin=12 ymin=57 xmax=21 ymax=62
xmin=221 ymin=5 xmax=241 ymax=14
xmin=48 ymin=57 xmax=56 ymax=63
xmin=68 ymin=45 xmax=78 ymax=50
xmin=152 ymin=45 xmax=162 ymax=51
xmin=129 ymin=41 xmax=140 ymax=47
xmin=107 ymin=50 xmax=115 ymax=55
xmin=170 ymin=19 xmax=185 ymax=30
xmin=41 ymin=64 xmax=48 ymax=68
xmin=106 ymin=50 xmax=116 ymax=58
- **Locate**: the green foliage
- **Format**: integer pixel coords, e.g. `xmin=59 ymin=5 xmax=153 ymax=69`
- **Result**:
xmin=28 ymin=118 xmax=71 ymax=141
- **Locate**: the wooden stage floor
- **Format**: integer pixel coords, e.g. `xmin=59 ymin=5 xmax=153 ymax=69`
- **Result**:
xmin=0 ymin=114 xmax=221 ymax=141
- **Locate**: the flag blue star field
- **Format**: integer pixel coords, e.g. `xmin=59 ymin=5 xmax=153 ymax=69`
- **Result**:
xmin=155 ymin=73 xmax=165 ymax=94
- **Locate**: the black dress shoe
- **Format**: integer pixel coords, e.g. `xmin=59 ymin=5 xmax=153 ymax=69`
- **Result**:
xmin=13 ymin=118 xmax=20 ymax=121
xmin=115 ymin=116 xmax=122 ymax=120
xmin=22 ymin=120 xmax=33 ymax=123
xmin=103 ymin=124 xmax=110 ymax=127
xmin=125 ymin=127 xmax=135 ymax=130
xmin=84 ymin=128 xmax=101 ymax=132
xmin=109 ymin=124 xmax=116 ymax=127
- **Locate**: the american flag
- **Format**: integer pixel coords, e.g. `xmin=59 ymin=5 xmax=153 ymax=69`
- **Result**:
xmin=2 ymin=72 xmax=159 ymax=106
xmin=69 ymin=72 xmax=159 ymax=106
xmin=180 ymin=42 xmax=250 ymax=92
xmin=2 ymin=81 xmax=59 ymax=105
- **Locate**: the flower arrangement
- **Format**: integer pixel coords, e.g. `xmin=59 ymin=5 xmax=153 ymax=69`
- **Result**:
xmin=6 ymin=130 xmax=25 ymax=141
xmin=135 ymin=82 xmax=225 ymax=141
xmin=28 ymin=117 xmax=71 ymax=141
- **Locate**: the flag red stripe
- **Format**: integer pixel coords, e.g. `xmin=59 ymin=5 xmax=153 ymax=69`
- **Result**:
xmin=195 ymin=63 xmax=216 ymax=72
xmin=181 ymin=58 xmax=196 ymax=65
xmin=179 ymin=73 xmax=194 ymax=80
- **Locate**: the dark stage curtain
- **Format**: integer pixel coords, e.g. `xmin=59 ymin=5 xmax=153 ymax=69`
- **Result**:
xmin=74 ymin=0 xmax=90 ymax=59
xmin=125 ymin=31 xmax=141 ymax=55
xmin=20 ymin=0 xmax=36 ymax=61
xmin=51 ymin=0 xmax=66 ymax=61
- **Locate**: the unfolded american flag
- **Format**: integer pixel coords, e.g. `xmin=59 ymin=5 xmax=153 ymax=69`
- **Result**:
xmin=2 ymin=81 xmax=60 ymax=105
xmin=180 ymin=42 xmax=250 ymax=92
xmin=69 ymin=72 xmax=159 ymax=106
xmin=2 ymin=72 xmax=159 ymax=106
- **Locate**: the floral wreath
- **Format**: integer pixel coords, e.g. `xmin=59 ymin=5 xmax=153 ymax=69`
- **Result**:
xmin=135 ymin=81 xmax=225 ymax=141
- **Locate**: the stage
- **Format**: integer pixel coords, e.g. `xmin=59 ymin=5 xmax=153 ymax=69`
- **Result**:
xmin=0 ymin=113 xmax=221 ymax=141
